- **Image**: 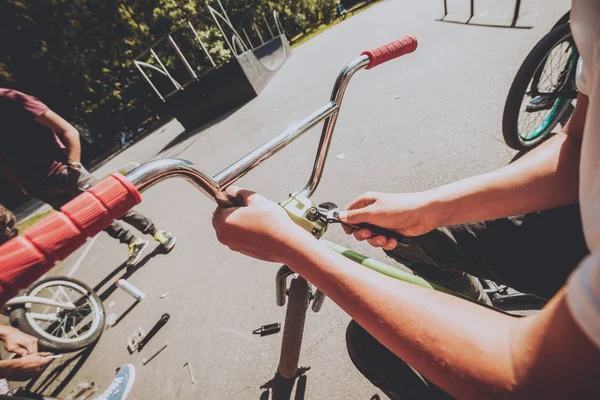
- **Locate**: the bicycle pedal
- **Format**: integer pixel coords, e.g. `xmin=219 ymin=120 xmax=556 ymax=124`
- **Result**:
xmin=127 ymin=327 xmax=146 ymax=353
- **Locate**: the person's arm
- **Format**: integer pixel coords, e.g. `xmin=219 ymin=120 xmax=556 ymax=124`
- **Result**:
xmin=212 ymin=189 xmax=600 ymax=399
xmin=0 ymin=353 xmax=53 ymax=381
xmin=0 ymin=326 xmax=37 ymax=356
xmin=429 ymin=93 xmax=588 ymax=226
xmin=339 ymin=94 xmax=589 ymax=248
xmin=287 ymin=235 xmax=599 ymax=398
xmin=35 ymin=111 xmax=81 ymax=165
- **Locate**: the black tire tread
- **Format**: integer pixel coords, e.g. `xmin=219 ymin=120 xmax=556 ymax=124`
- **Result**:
xmin=502 ymin=23 xmax=574 ymax=150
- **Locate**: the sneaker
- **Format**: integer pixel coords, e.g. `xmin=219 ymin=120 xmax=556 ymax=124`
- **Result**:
xmin=126 ymin=238 xmax=149 ymax=267
xmin=94 ymin=364 xmax=135 ymax=400
xmin=154 ymin=230 xmax=176 ymax=253
xmin=525 ymin=94 xmax=556 ymax=112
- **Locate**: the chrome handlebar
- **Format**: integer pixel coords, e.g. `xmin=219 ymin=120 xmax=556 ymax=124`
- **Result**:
xmin=126 ymin=55 xmax=371 ymax=205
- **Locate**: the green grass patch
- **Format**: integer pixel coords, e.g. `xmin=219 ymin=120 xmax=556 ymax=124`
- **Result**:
xmin=292 ymin=22 xmax=341 ymax=49
xmin=291 ymin=1 xmax=381 ymax=49
xmin=16 ymin=209 xmax=54 ymax=232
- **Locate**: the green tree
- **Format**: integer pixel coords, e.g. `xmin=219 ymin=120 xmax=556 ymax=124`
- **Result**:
xmin=0 ymin=0 xmax=339 ymax=159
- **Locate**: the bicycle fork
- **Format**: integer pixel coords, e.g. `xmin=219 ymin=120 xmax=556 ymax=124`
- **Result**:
xmin=275 ymin=193 xmax=328 ymax=379
xmin=275 ymin=272 xmax=324 ymax=379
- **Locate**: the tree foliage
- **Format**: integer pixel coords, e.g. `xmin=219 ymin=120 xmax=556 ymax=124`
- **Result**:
xmin=0 ymin=0 xmax=341 ymax=160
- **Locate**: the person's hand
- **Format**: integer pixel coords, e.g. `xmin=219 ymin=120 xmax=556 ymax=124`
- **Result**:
xmin=212 ymin=187 xmax=308 ymax=264
xmin=0 ymin=353 xmax=53 ymax=381
xmin=66 ymin=164 xmax=81 ymax=185
xmin=1 ymin=326 xmax=38 ymax=356
xmin=339 ymin=191 xmax=439 ymax=250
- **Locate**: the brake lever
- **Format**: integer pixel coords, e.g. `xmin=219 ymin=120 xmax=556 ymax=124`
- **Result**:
xmin=320 ymin=207 xmax=412 ymax=247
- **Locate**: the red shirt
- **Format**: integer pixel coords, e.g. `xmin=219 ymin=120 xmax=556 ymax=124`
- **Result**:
xmin=0 ymin=89 xmax=67 ymax=186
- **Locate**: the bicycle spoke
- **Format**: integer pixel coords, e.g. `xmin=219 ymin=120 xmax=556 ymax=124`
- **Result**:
xmin=26 ymin=281 xmax=99 ymax=342
xmin=61 ymin=319 xmax=68 ymax=338
xmin=49 ymin=318 xmax=64 ymax=337
xmin=66 ymin=314 xmax=94 ymax=338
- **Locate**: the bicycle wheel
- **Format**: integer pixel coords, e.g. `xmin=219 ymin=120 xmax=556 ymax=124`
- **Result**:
xmin=9 ymin=277 xmax=105 ymax=353
xmin=502 ymin=23 xmax=578 ymax=150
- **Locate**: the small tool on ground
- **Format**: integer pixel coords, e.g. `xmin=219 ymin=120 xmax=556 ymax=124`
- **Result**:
xmin=138 ymin=313 xmax=170 ymax=351
xmin=142 ymin=343 xmax=168 ymax=366
xmin=127 ymin=313 xmax=170 ymax=353
xmin=184 ymin=361 xmax=196 ymax=384
xmin=253 ymin=323 xmax=281 ymax=336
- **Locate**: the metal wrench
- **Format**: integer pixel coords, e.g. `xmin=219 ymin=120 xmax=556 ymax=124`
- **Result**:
xmin=316 ymin=205 xmax=412 ymax=247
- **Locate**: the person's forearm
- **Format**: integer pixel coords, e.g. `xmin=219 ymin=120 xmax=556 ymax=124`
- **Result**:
xmin=35 ymin=111 xmax=82 ymax=164
xmin=58 ymin=129 xmax=82 ymax=163
xmin=426 ymin=131 xmax=581 ymax=226
xmin=282 ymin=229 xmax=527 ymax=399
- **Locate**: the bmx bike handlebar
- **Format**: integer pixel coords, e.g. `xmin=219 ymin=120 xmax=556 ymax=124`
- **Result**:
xmin=0 ymin=36 xmax=417 ymax=303
xmin=128 ymin=35 xmax=417 ymax=205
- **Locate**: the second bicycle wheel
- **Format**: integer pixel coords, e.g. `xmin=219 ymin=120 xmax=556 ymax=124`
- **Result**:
xmin=502 ymin=23 xmax=578 ymax=150
xmin=9 ymin=276 xmax=105 ymax=353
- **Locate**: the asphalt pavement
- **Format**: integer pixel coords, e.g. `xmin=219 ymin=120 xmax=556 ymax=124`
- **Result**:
xmin=24 ymin=0 xmax=571 ymax=398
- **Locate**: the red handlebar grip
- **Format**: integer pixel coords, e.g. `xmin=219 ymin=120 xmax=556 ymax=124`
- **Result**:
xmin=361 ymin=35 xmax=418 ymax=69
xmin=0 ymin=173 xmax=141 ymax=304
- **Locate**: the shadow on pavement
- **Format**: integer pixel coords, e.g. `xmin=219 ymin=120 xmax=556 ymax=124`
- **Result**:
xmin=157 ymin=106 xmax=243 ymax=157
xmin=259 ymin=367 xmax=310 ymax=400
xmin=113 ymin=300 xmax=141 ymax=328
xmin=23 ymin=341 xmax=98 ymax=398
xmin=94 ymin=245 xmax=165 ymax=301
xmin=14 ymin=247 xmax=165 ymax=398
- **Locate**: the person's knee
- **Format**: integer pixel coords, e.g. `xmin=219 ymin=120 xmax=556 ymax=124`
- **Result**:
xmin=346 ymin=320 xmax=430 ymax=399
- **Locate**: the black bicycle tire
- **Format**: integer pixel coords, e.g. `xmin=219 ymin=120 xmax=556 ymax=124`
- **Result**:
xmin=277 ymin=276 xmax=310 ymax=379
xmin=502 ymin=23 xmax=575 ymax=150
xmin=552 ymin=10 xmax=570 ymax=30
xmin=9 ymin=276 xmax=105 ymax=353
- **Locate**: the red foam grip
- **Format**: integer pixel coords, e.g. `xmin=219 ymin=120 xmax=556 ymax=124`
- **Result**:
xmin=61 ymin=192 xmax=114 ymax=237
xmin=361 ymin=35 xmax=418 ymax=70
xmin=24 ymin=212 xmax=87 ymax=262
xmin=90 ymin=173 xmax=142 ymax=219
xmin=0 ymin=237 xmax=47 ymax=305
xmin=0 ymin=174 xmax=141 ymax=305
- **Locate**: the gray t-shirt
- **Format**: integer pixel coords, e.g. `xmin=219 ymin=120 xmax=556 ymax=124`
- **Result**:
xmin=565 ymin=0 xmax=600 ymax=350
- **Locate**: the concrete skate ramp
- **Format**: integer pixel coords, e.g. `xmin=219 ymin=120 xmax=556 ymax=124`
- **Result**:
xmin=252 ymin=35 xmax=289 ymax=71
xmin=236 ymin=34 xmax=291 ymax=94
xmin=165 ymin=35 xmax=291 ymax=131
